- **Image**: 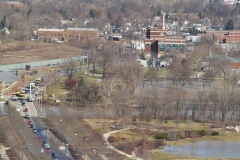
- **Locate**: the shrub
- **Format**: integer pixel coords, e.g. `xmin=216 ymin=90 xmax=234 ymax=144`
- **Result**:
xmin=211 ymin=131 xmax=219 ymax=136
xmin=164 ymin=120 xmax=168 ymax=123
xmin=176 ymin=134 xmax=183 ymax=139
xmin=155 ymin=132 xmax=168 ymax=140
xmin=185 ymin=130 xmax=191 ymax=136
xmin=108 ymin=136 xmax=116 ymax=143
xmin=198 ymin=130 xmax=207 ymax=136
xmin=151 ymin=139 xmax=165 ymax=148
xmin=132 ymin=115 xmax=137 ymax=121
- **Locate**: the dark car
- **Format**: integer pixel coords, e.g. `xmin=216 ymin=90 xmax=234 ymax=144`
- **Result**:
xmin=21 ymin=100 xmax=26 ymax=105
xmin=51 ymin=153 xmax=55 ymax=157
xmin=29 ymin=124 xmax=34 ymax=128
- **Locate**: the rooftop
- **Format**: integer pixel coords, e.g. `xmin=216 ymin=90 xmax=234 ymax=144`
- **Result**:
xmin=67 ymin=28 xmax=98 ymax=31
xmin=38 ymin=29 xmax=64 ymax=32
xmin=0 ymin=71 xmax=19 ymax=85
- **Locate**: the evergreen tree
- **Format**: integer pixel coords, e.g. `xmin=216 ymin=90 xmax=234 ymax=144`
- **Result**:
xmin=198 ymin=12 xmax=202 ymax=19
xmin=0 ymin=16 xmax=6 ymax=29
xmin=107 ymin=10 xmax=112 ymax=19
xmin=89 ymin=8 xmax=96 ymax=18
xmin=225 ymin=19 xmax=234 ymax=30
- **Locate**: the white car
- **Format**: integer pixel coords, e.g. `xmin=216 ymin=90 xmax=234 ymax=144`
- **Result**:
xmin=32 ymin=128 xmax=37 ymax=133
xmin=44 ymin=143 xmax=50 ymax=148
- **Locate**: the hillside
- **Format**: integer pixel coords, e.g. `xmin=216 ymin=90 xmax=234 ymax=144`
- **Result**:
xmin=0 ymin=41 xmax=82 ymax=65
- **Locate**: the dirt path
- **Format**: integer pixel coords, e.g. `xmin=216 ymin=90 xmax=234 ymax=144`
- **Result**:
xmin=103 ymin=128 xmax=143 ymax=160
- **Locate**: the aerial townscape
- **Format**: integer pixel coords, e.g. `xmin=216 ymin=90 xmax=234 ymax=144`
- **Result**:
xmin=2 ymin=0 xmax=240 ymax=160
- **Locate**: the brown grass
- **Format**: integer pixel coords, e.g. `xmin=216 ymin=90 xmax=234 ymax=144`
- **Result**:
xmin=0 ymin=41 xmax=82 ymax=65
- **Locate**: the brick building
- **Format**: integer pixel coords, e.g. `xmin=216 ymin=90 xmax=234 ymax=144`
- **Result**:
xmin=204 ymin=30 xmax=240 ymax=44
xmin=144 ymin=15 xmax=186 ymax=59
xmin=36 ymin=28 xmax=99 ymax=42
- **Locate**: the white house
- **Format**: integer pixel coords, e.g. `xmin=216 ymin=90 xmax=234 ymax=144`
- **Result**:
xmin=131 ymin=40 xmax=145 ymax=50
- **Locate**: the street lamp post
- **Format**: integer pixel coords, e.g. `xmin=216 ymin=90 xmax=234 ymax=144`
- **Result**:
xmin=66 ymin=143 xmax=69 ymax=156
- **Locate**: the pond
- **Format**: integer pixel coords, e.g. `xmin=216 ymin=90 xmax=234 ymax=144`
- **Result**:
xmin=161 ymin=141 xmax=240 ymax=159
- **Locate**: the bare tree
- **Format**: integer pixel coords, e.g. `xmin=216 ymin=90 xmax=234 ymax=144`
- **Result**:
xmin=186 ymin=44 xmax=208 ymax=79
xmin=62 ymin=58 xmax=77 ymax=79
xmin=97 ymin=42 xmax=119 ymax=79
xmin=100 ymin=75 xmax=121 ymax=107
xmin=168 ymin=54 xmax=191 ymax=87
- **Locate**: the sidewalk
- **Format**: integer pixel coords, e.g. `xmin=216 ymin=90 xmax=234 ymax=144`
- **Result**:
xmin=0 ymin=145 xmax=10 ymax=160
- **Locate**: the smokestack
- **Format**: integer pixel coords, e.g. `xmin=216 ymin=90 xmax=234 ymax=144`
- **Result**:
xmin=162 ymin=13 xmax=165 ymax=30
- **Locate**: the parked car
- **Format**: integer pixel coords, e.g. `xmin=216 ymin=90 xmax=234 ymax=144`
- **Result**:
xmin=38 ymin=137 xmax=43 ymax=142
xmin=32 ymin=128 xmax=37 ymax=133
xmin=24 ymin=114 xmax=30 ymax=119
xmin=24 ymin=108 xmax=28 ymax=112
xmin=44 ymin=143 xmax=50 ymax=148
xmin=46 ymin=148 xmax=50 ymax=153
xmin=29 ymin=124 xmax=34 ymax=128
xmin=51 ymin=152 xmax=55 ymax=157
xmin=28 ymin=121 xmax=33 ymax=125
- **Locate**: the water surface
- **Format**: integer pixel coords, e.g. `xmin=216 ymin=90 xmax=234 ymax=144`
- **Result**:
xmin=161 ymin=141 xmax=240 ymax=158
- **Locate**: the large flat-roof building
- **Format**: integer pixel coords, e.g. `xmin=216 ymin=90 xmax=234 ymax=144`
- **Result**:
xmin=204 ymin=30 xmax=240 ymax=44
xmin=36 ymin=27 xmax=99 ymax=42
xmin=144 ymin=15 xmax=186 ymax=59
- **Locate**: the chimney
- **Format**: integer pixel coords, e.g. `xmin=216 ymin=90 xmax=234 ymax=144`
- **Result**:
xmin=162 ymin=13 xmax=165 ymax=30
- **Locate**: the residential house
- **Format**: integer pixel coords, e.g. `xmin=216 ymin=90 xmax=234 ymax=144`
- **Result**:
xmin=131 ymin=40 xmax=145 ymax=51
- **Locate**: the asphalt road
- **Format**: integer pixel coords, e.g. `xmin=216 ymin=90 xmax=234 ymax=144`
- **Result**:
xmin=38 ymin=129 xmax=73 ymax=160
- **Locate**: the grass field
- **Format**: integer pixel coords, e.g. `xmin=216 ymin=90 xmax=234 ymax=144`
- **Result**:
xmin=85 ymin=118 xmax=240 ymax=160
xmin=45 ymin=70 xmax=100 ymax=99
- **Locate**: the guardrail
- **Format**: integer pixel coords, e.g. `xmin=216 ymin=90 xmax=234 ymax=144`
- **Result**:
xmin=33 ymin=101 xmax=42 ymax=117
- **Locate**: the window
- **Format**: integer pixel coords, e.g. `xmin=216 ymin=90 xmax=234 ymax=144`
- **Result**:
xmin=179 ymin=44 xmax=184 ymax=52
xmin=166 ymin=44 xmax=171 ymax=52
xmin=173 ymin=44 xmax=178 ymax=49
xmin=160 ymin=44 xmax=164 ymax=51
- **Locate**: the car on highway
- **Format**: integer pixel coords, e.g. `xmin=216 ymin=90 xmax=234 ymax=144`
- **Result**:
xmin=11 ymin=95 xmax=18 ymax=101
xmin=32 ymin=128 xmax=37 ymax=133
xmin=24 ymin=114 xmax=30 ymax=119
xmin=27 ymin=97 xmax=34 ymax=102
xmin=21 ymin=100 xmax=26 ymax=105
xmin=19 ymin=93 xmax=25 ymax=98
xmin=15 ymin=90 xmax=20 ymax=96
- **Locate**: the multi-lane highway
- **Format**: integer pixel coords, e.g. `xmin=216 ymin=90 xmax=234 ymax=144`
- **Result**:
xmin=11 ymin=98 xmax=73 ymax=160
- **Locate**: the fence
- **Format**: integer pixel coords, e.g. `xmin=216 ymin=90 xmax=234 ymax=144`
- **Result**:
xmin=0 ymin=56 xmax=88 ymax=71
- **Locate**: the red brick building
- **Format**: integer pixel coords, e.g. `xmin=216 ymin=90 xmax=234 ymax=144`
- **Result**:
xmin=144 ymin=16 xmax=186 ymax=59
xmin=36 ymin=28 xmax=99 ymax=42
xmin=205 ymin=30 xmax=240 ymax=44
